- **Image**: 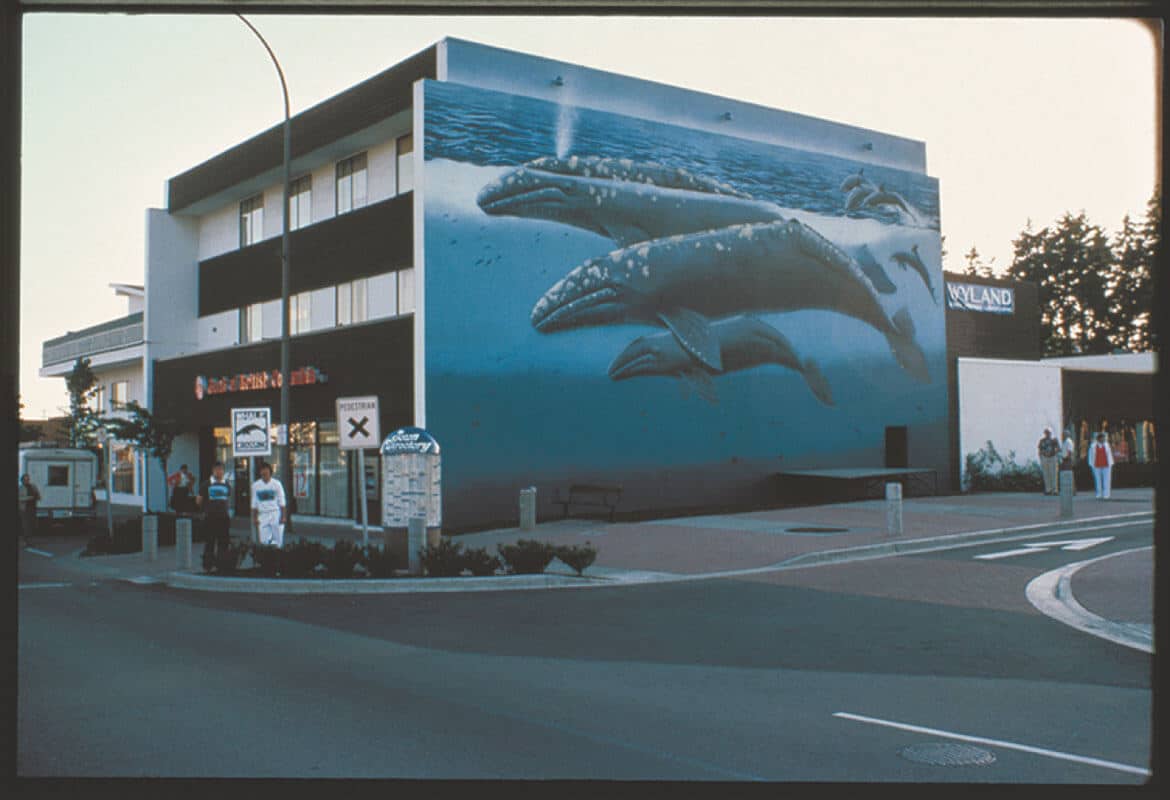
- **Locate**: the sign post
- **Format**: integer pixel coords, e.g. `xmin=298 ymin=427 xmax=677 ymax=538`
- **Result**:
xmin=336 ymin=396 xmax=380 ymax=548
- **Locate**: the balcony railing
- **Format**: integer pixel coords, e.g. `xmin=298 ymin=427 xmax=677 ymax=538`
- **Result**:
xmin=43 ymin=315 xmax=144 ymax=368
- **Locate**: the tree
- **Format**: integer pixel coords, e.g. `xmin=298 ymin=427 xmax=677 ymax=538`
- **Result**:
xmin=962 ymin=245 xmax=996 ymax=278
xmin=102 ymin=401 xmax=178 ymax=512
xmin=64 ymin=357 xmax=101 ymax=448
xmin=1108 ymin=211 xmax=1152 ymax=352
xmin=18 ymin=395 xmax=42 ymax=442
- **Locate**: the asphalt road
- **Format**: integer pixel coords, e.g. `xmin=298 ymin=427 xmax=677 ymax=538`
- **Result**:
xmin=17 ymin=522 xmax=1153 ymax=781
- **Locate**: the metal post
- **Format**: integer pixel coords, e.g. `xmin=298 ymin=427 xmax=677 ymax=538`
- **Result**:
xmin=175 ymin=517 xmax=193 ymax=571
xmin=885 ymin=482 xmax=903 ymax=537
xmin=142 ymin=514 xmax=158 ymax=562
xmin=408 ymin=516 xmax=425 ymax=575
xmin=1059 ymin=469 xmax=1074 ymax=520
xmin=358 ymin=448 xmax=369 ymax=548
xmin=519 ymin=486 xmax=536 ymax=531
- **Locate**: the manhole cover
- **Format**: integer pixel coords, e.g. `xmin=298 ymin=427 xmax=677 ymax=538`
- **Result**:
xmin=900 ymin=742 xmax=996 ymax=767
xmin=785 ymin=526 xmax=850 ymax=534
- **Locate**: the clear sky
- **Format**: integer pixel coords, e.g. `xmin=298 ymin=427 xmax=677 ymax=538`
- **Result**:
xmin=19 ymin=14 xmax=1160 ymax=419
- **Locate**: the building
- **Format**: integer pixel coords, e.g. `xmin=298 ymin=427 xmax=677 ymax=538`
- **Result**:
xmin=146 ymin=38 xmax=952 ymax=530
xmin=39 ymin=283 xmax=148 ymax=508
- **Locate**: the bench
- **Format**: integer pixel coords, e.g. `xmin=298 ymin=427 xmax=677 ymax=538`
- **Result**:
xmin=552 ymin=484 xmax=623 ymax=522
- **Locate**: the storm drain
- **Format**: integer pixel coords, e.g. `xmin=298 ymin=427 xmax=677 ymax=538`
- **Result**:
xmin=900 ymin=742 xmax=997 ymax=767
xmin=784 ymin=526 xmax=850 ymax=534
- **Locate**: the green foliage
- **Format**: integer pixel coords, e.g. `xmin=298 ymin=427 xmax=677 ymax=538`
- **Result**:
xmin=554 ymin=543 xmax=599 ymax=576
xmin=497 ymin=539 xmax=556 ymax=575
xmin=202 ymin=540 xmax=250 ymax=575
xmin=82 ymin=518 xmax=141 ymax=556
xmin=102 ymin=401 xmax=180 ymax=512
xmin=361 ymin=544 xmax=402 ymax=578
xmin=324 ymin=539 xmax=362 ymax=578
xmin=64 ymin=357 xmax=102 ymax=448
xmin=461 ymin=546 xmax=502 ymax=577
xmin=250 ymin=543 xmax=281 ymax=577
xmin=279 ymin=538 xmax=328 ymax=578
xmin=419 ymin=537 xmax=467 ymax=577
xmin=962 ymin=245 xmax=996 ymax=278
xmin=964 ymin=441 xmax=1043 ymax=493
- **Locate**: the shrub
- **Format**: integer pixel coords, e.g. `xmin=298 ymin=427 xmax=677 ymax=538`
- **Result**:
xmin=82 ymin=517 xmax=143 ymax=556
xmin=325 ymin=539 xmax=362 ymax=579
xmin=360 ymin=544 xmax=402 ymax=578
xmin=203 ymin=540 xmax=250 ymax=575
xmin=279 ymin=538 xmax=328 ymax=578
xmin=554 ymin=543 xmax=598 ymax=576
xmin=419 ymin=537 xmax=466 ymax=577
xmin=461 ymin=546 xmax=502 ymax=577
xmin=497 ymin=539 xmax=556 ymax=575
xmin=964 ymin=441 xmax=1043 ymax=492
xmin=250 ymin=543 xmax=281 ymax=577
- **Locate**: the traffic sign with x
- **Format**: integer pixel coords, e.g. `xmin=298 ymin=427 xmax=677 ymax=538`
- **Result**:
xmin=336 ymin=396 xmax=380 ymax=450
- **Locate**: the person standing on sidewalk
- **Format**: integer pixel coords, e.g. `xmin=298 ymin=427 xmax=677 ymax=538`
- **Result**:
xmin=1037 ymin=427 xmax=1060 ymax=495
xmin=196 ymin=461 xmax=232 ymax=563
xmin=251 ymin=462 xmax=287 ymax=547
xmin=169 ymin=464 xmax=197 ymax=515
xmin=1088 ymin=432 xmax=1115 ymax=500
xmin=18 ymin=473 xmax=41 ymax=545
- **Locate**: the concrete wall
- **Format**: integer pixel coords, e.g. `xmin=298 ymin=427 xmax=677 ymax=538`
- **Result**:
xmin=198 ymin=204 xmax=237 ymax=261
xmin=957 ymin=357 xmax=1063 ymax=484
xmin=368 ymin=138 xmax=399 ymax=205
xmin=197 ymin=309 xmax=239 ymax=351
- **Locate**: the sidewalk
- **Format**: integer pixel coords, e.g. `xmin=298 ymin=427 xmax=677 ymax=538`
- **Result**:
xmin=56 ymin=487 xmax=1154 ymax=596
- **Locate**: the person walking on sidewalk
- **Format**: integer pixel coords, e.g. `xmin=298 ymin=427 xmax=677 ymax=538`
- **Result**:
xmin=251 ymin=462 xmax=287 ymax=547
xmin=196 ymin=461 xmax=232 ymax=564
xmin=1088 ymin=432 xmax=1115 ymax=500
xmin=1037 ymin=427 xmax=1061 ymax=495
xmin=18 ymin=473 xmax=41 ymax=545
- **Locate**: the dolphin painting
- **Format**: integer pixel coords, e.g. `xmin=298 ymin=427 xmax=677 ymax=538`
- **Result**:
xmin=531 ymin=219 xmax=931 ymax=383
xmin=476 ymin=155 xmax=788 ymax=247
xmin=608 ymin=314 xmax=835 ymax=406
xmin=890 ymin=244 xmax=937 ymax=303
xmin=235 ymin=423 xmax=268 ymax=438
xmin=839 ymin=168 xmax=871 ymax=194
xmin=852 ymin=244 xmax=897 ymax=294
xmin=844 ymin=184 xmax=875 ymax=212
xmin=862 ymin=184 xmax=912 ymax=214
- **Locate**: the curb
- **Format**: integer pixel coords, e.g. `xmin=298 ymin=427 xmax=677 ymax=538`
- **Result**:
xmin=165 ymin=570 xmax=613 ymax=594
xmin=1025 ymin=545 xmax=1154 ymax=654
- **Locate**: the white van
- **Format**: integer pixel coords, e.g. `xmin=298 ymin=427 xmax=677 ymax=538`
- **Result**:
xmin=18 ymin=447 xmax=98 ymax=525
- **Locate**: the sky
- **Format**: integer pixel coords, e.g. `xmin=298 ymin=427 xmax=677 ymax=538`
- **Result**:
xmin=19 ymin=14 xmax=1160 ymax=419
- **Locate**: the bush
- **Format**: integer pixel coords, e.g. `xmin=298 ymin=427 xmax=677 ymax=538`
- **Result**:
xmin=279 ymin=538 xmax=328 ymax=578
xmin=82 ymin=517 xmax=143 ymax=556
xmin=461 ymin=546 xmax=502 ymax=577
xmin=554 ymin=543 xmax=598 ymax=576
xmin=202 ymin=540 xmax=250 ymax=575
xmin=325 ymin=539 xmax=362 ymax=579
xmin=361 ymin=544 xmax=402 ymax=578
xmin=497 ymin=539 xmax=556 ymax=575
xmin=419 ymin=537 xmax=466 ymax=577
xmin=250 ymin=543 xmax=281 ymax=577
xmin=964 ymin=441 xmax=1044 ymax=492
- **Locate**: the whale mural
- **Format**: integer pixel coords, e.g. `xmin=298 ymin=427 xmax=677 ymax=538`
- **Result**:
xmin=890 ymin=244 xmax=938 ymax=304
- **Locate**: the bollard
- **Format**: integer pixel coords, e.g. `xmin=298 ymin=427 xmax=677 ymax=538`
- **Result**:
xmin=885 ymin=482 xmax=903 ymax=537
xmin=142 ymin=514 xmax=158 ymax=562
xmin=519 ymin=486 xmax=537 ymax=531
xmin=408 ymin=516 xmax=425 ymax=575
xmin=1059 ymin=470 xmax=1075 ymax=520
xmin=175 ymin=517 xmax=193 ymax=571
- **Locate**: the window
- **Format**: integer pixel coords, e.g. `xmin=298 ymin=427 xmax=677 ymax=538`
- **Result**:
xmin=336 ymin=278 xmax=368 ymax=327
xmin=397 ymin=267 xmax=415 ymax=314
xmin=336 ymin=152 xmax=368 ymax=215
xmin=113 ymin=444 xmax=135 ymax=494
xmin=289 ymin=175 xmax=311 ymax=231
xmin=92 ymin=384 xmax=106 ymax=413
xmin=240 ymin=302 xmax=263 ymax=343
xmin=289 ymin=291 xmax=312 ymax=335
xmin=48 ymin=466 xmax=68 ymax=487
xmin=111 ymin=381 xmax=129 ymax=407
xmin=396 ymin=134 xmax=414 ymax=194
xmin=239 ymin=194 xmax=264 ymax=247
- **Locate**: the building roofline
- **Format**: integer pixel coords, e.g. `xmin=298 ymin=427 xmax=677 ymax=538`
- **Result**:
xmin=43 ymin=311 xmax=144 ymax=348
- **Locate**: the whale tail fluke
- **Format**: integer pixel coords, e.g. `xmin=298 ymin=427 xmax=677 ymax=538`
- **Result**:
xmin=888 ymin=308 xmax=931 ymax=383
xmin=800 ymin=358 xmax=835 ymax=406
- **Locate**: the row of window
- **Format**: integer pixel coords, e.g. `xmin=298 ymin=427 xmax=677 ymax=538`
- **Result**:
xmin=91 ymin=380 xmax=130 ymax=413
xmin=239 ymin=134 xmax=414 ymax=248
xmin=238 ymin=268 xmax=415 ymax=344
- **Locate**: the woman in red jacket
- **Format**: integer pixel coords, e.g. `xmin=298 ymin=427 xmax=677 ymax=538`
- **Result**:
xmin=1087 ymin=432 xmax=1115 ymax=500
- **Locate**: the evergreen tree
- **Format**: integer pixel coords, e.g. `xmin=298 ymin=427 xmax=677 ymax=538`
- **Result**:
xmin=1108 ymin=211 xmax=1152 ymax=352
xmin=962 ymin=245 xmax=996 ymax=278
xmin=64 ymin=357 xmax=101 ymax=448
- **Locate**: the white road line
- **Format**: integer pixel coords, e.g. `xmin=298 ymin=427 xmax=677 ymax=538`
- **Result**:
xmin=974 ymin=536 xmax=1115 ymax=560
xmin=24 ymin=547 xmax=54 ymax=558
xmin=974 ymin=547 xmax=1043 ymax=561
xmin=833 ymin=712 xmax=1150 ymax=777
xmin=18 ymin=582 xmax=72 ymax=590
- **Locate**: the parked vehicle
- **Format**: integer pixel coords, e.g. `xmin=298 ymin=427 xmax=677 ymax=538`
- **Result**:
xmin=18 ymin=447 xmax=98 ymax=528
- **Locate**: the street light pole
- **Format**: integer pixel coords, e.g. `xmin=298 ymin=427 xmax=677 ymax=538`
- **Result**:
xmin=236 ymin=14 xmax=293 ymax=517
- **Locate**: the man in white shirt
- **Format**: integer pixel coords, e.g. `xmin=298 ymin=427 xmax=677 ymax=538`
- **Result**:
xmin=250 ymin=462 xmax=287 ymax=547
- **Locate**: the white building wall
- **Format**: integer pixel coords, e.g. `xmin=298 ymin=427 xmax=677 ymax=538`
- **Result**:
xmin=309 ymin=287 xmax=336 ymax=331
xmin=958 ymin=357 xmax=1063 ymax=486
xmin=198 ymin=309 xmax=240 ymax=350
xmin=261 ymin=299 xmax=281 ymax=340
xmin=368 ymin=138 xmax=398 ymax=204
xmin=198 ymin=203 xmax=238 ymax=261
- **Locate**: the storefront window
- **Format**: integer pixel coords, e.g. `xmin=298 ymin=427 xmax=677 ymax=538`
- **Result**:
xmin=113 ymin=444 xmax=135 ymax=494
xmin=290 ymin=422 xmax=317 ymax=515
xmin=1072 ymin=418 xmax=1156 ymax=464
xmin=318 ymin=421 xmax=349 ymax=519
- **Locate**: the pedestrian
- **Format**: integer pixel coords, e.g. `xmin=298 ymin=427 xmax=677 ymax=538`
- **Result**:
xmin=1037 ymin=427 xmax=1060 ymax=496
xmin=1088 ymin=432 xmax=1115 ymax=500
xmin=169 ymin=464 xmax=197 ymax=515
xmin=196 ymin=461 xmax=232 ymax=565
xmin=18 ymin=473 xmax=41 ymax=545
xmin=1060 ymin=427 xmax=1077 ymax=495
xmin=250 ymin=462 xmax=287 ymax=547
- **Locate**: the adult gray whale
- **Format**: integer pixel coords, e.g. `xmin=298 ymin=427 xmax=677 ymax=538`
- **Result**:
xmin=890 ymin=244 xmax=937 ymax=303
xmin=476 ymin=155 xmax=787 ymax=246
xmin=608 ymin=314 xmax=835 ymax=406
xmin=532 ymin=219 xmax=931 ymax=383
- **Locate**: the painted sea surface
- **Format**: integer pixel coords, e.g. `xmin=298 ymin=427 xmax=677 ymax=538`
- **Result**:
xmin=421 ymin=81 xmax=949 ymax=521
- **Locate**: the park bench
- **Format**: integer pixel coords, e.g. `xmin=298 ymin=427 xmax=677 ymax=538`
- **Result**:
xmin=552 ymin=484 xmax=623 ymax=522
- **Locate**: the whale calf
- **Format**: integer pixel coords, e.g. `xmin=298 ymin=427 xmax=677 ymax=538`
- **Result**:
xmin=532 ymin=219 xmax=931 ymax=383
xmin=476 ymin=155 xmax=787 ymax=246
xmin=608 ymin=314 xmax=835 ymax=406
xmin=890 ymin=244 xmax=937 ymax=303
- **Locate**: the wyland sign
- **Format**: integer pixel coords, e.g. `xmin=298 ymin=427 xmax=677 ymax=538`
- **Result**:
xmin=945 ymin=283 xmax=1015 ymax=314
xmin=194 ymin=366 xmax=327 ymax=400
xmin=231 ymin=407 xmax=272 ymax=457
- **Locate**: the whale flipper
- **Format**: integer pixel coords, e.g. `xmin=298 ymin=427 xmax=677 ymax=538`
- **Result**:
xmin=799 ymin=358 xmax=835 ymax=407
xmin=888 ymin=308 xmax=930 ymax=384
xmin=680 ymin=367 xmax=719 ymax=405
xmin=657 ymin=307 xmax=722 ymax=372
xmin=853 ymin=245 xmax=897 ymax=294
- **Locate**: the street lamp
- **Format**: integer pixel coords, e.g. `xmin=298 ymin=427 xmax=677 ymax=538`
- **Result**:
xmin=95 ymin=427 xmax=114 ymax=537
xmin=236 ymin=14 xmax=293 ymax=514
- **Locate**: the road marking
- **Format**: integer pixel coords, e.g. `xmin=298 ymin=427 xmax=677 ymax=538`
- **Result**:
xmin=974 ymin=536 xmax=1114 ymax=560
xmin=24 ymin=547 xmax=54 ymax=558
xmin=833 ymin=712 xmax=1150 ymax=777
xmin=18 ymin=582 xmax=71 ymax=590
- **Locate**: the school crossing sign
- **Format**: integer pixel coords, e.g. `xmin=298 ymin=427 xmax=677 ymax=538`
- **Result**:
xmin=336 ymin=396 xmax=380 ymax=451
